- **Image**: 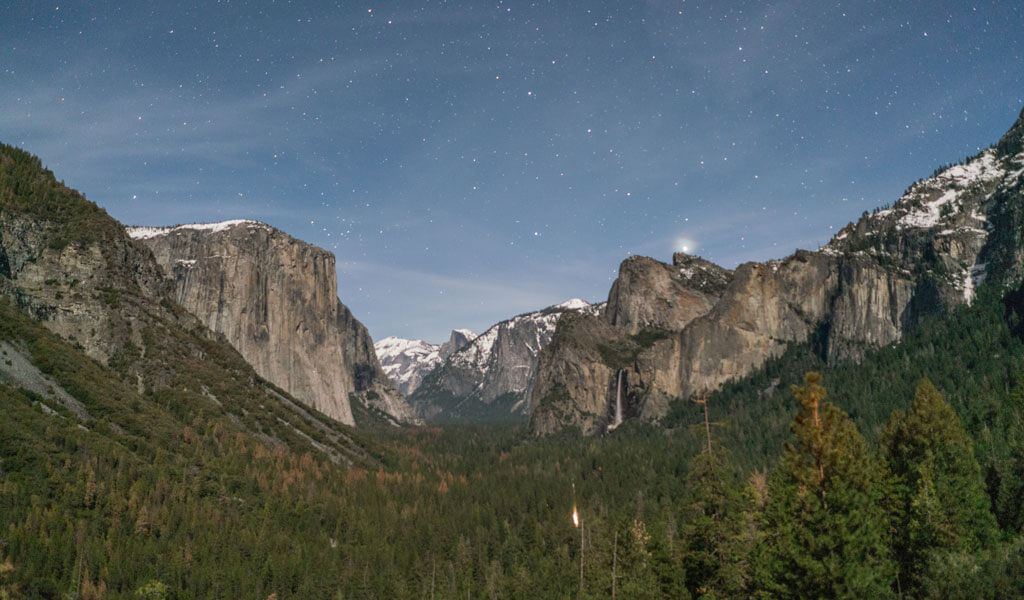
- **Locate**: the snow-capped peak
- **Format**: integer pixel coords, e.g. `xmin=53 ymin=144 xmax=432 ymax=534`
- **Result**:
xmin=552 ymin=298 xmax=590 ymax=311
xmin=373 ymin=337 xmax=442 ymax=396
xmin=374 ymin=336 xmax=438 ymax=360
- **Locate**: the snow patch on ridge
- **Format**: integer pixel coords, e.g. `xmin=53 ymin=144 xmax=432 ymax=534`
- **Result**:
xmin=127 ymin=219 xmax=267 ymax=240
xmin=456 ymin=326 xmax=499 ymax=371
xmin=373 ymin=336 xmax=442 ymax=394
xmin=553 ymin=298 xmax=590 ymax=311
xmin=893 ymin=150 xmax=1003 ymax=230
xmin=450 ymin=299 xmax=593 ymax=375
xmin=822 ymin=148 xmax=1013 ymax=257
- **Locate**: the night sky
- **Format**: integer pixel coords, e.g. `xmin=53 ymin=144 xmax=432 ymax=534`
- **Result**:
xmin=2 ymin=1 xmax=1022 ymax=342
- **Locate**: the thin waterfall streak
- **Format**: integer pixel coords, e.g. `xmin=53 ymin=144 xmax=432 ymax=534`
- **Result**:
xmin=614 ymin=369 xmax=623 ymax=427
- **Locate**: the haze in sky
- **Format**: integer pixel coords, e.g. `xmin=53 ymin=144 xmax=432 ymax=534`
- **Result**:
xmin=1 ymin=1 xmax=1021 ymax=341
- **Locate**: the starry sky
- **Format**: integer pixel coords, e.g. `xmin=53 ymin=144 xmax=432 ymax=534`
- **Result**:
xmin=2 ymin=1 xmax=1022 ymax=343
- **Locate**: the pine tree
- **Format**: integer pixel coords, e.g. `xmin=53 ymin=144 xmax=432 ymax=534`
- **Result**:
xmin=755 ymin=372 xmax=895 ymax=598
xmin=615 ymin=518 xmax=661 ymax=600
xmin=678 ymin=450 xmax=751 ymax=598
xmin=882 ymin=378 xmax=998 ymax=594
xmin=993 ymin=382 xmax=1024 ymax=533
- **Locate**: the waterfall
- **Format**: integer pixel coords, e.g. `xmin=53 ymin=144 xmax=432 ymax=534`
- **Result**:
xmin=614 ymin=368 xmax=622 ymax=425
xmin=598 ymin=366 xmax=622 ymax=427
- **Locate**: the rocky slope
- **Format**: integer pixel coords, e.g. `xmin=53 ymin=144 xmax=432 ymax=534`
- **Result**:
xmin=409 ymin=299 xmax=599 ymax=422
xmin=0 ymin=163 xmax=169 ymax=368
xmin=128 ymin=220 xmax=419 ymax=427
xmin=0 ymin=142 xmax=385 ymax=465
xmin=374 ymin=329 xmax=476 ymax=396
xmin=531 ymin=106 xmax=1024 ymax=435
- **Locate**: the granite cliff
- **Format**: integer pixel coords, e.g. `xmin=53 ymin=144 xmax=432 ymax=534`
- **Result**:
xmin=531 ymin=107 xmax=1024 ymax=435
xmin=0 ymin=142 xmax=388 ymax=465
xmin=128 ymin=221 xmax=419 ymax=427
xmin=530 ymin=254 xmax=732 ymax=433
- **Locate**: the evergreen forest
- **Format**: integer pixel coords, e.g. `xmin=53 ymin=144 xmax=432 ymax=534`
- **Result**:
xmin=3 ymin=141 xmax=1024 ymax=598
xmin=3 ymin=277 xmax=1024 ymax=598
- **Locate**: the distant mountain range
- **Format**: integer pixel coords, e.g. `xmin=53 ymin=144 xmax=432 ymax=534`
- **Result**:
xmin=381 ymin=299 xmax=600 ymax=422
xmin=5 ymin=105 xmax=1023 ymax=442
xmin=374 ymin=329 xmax=476 ymax=396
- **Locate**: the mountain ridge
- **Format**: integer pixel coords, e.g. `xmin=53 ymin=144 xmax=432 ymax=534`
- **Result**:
xmin=408 ymin=298 xmax=599 ymax=422
xmin=0 ymin=140 xmax=388 ymax=463
xmin=374 ymin=329 xmax=477 ymax=396
xmin=530 ymin=107 xmax=1024 ymax=435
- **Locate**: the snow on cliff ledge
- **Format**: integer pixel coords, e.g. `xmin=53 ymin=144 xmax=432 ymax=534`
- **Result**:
xmin=127 ymin=219 xmax=268 ymax=240
xmin=873 ymin=149 xmax=1005 ymax=230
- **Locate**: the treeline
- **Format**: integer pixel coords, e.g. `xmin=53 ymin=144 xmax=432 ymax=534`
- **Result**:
xmin=0 ymin=142 xmax=123 ymax=252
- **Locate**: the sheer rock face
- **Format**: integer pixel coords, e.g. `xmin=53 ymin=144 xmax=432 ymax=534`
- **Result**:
xmin=129 ymin=221 xmax=418 ymax=426
xmin=530 ymin=258 xmax=728 ymax=435
xmin=603 ymin=255 xmax=731 ymax=335
xmin=532 ymin=108 xmax=1024 ymax=435
xmin=409 ymin=300 xmax=598 ymax=422
xmin=529 ymin=311 xmax=619 ymax=435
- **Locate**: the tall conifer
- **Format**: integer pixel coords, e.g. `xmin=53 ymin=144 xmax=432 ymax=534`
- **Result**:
xmin=679 ymin=450 xmax=752 ymax=598
xmin=756 ymin=372 xmax=895 ymax=598
xmin=883 ymin=378 xmax=998 ymax=593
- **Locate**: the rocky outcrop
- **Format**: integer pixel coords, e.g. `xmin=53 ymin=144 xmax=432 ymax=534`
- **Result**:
xmin=530 ymin=256 xmax=728 ymax=435
xmin=529 ymin=311 xmax=622 ymax=435
xmin=0 ymin=151 xmax=169 ymax=368
xmin=410 ymin=299 xmax=598 ymax=422
xmin=129 ymin=221 xmax=419 ymax=426
xmin=604 ymin=254 xmax=732 ymax=334
xmin=440 ymin=329 xmax=476 ymax=360
xmin=531 ymin=107 xmax=1024 ymax=435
